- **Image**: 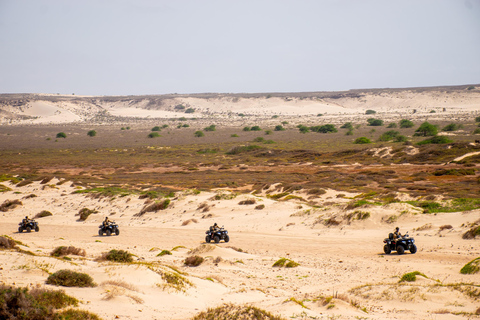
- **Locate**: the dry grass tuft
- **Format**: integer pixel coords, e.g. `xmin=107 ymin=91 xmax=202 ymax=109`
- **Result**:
xmin=0 ymin=236 xmax=17 ymax=249
xmin=0 ymin=199 xmax=22 ymax=212
xmin=76 ymin=208 xmax=98 ymax=221
xmin=463 ymin=225 xmax=480 ymax=239
xmin=439 ymin=224 xmax=453 ymax=231
xmin=135 ymin=199 xmax=171 ymax=216
xmin=50 ymin=246 xmax=86 ymax=257
xmin=255 ymin=204 xmax=265 ymax=210
xmin=184 ymin=255 xmax=204 ymax=267
xmin=415 ymin=223 xmax=432 ymax=231
xmin=239 ymin=198 xmax=256 ymax=205
xmin=272 ymin=257 xmax=299 ymax=268
xmin=35 ymin=210 xmax=53 ymax=218
xmin=102 ymin=280 xmax=143 ymax=303
xmin=182 ymin=218 xmax=198 ymax=226
xmin=197 ymin=202 xmax=213 ymax=212
xmin=188 ymin=244 xmax=215 ymax=255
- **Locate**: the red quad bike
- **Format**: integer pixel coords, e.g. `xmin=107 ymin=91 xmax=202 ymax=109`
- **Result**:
xmin=383 ymin=232 xmax=417 ymax=255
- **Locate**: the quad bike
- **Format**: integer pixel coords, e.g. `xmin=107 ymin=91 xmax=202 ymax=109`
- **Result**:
xmin=383 ymin=232 xmax=417 ymax=254
xmin=18 ymin=220 xmax=39 ymax=233
xmin=205 ymin=226 xmax=229 ymax=243
xmin=98 ymin=222 xmax=120 ymax=236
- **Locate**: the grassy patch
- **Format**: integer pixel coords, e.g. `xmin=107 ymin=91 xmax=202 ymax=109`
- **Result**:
xmin=408 ymin=198 xmax=480 ymax=213
xmin=399 ymin=271 xmax=427 ymax=282
xmin=272 ymin=257 xmax=299 ymax=268
xmin=51 ymin=246 xmax=86 ymax=257
xmin=103 ymin=249 xmax=134 ymax=263
xmin=460 ymin=257 xmax=480 ymax=274
xmin=159 ymin=271 xmax=193 ymax=292
xmin=73 ymin=186 xmax=134 ymax=198
xmin=184 ymin=255 xmax=204 ymax=267
xmin=46 ymin=269 xmax=96 ymax=287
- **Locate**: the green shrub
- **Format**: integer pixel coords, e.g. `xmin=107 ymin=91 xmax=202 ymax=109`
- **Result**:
xmin=184 ymin=255 xmax=204 ymax=266
xmin=460 ymin=257 xmax=480 ymax=274
xmin=379 ymin=130 xmax=400 ymax=141
xmin=56 ymin=132 xmax=67 ymax=138
xmin=354 ymin=137 xmax=371 ymax=144
xmin=414 ymin=122 xmax=438 ymax=136
xmin=185 ymin=108 xmax=195 ymax=113
xmin=148 ymin=132 xmax=161 ymax=138
xmin=231 ymin=134 xmax=239 ymax=137
xmin=475 ymin=116 xmax=480 ymax=123
xmin=151 ymin=126 xmax=161 ymax=131
xmin=340 ymin=122 xmax=353 ymax=130
xmin=204 ymin=125 xmax=216 ymax=132
xmin=265 ymin=130 xmax=272 ymax=135
xmin=175 ymin=104 xmax=186 ymax=110
xmin=243 ymin=126 xmax=251 ymax=131
xmin=442 ymin=123 xmax=459 ymax=132
xmin=395 ymin=135 xmax=408 ymax=142
xmin=253 ymin=137 xmax=265 ymax=143
xmin=297 ymin=125 xmax=309 ymax=133
xmin=367 ymin=118 xmax=384 ymax=126
xmin=399 ymin=119 xmax=414 ymax=128
xmin=387 ymin=123 xmax=397 ymax=128
xmin=251 ymin=126 xmax=262 ymax=131
xmin=272 ymin=257 xmax=299 ymax=268
xmin=105 ymin=249 xmax=133 ymax=263
xmin=46 ymin=270 xmax=96 ymax=287
xmin=365 ymin=109 xmax=376 ymax=114
xmin=87 ymin=130 xmax=96 ymax=137
xmin=417 ymin=135 xmax=452 ymax=145
xmin=310 ymin=124 xmax=337 ymax=133
xmin=194 ymin=131 xmax=205 ymax=137
xmin=399 ymin=271 xmax=426 ymax=282
xmin=346 ymin=130 xmax=353 ymax=135
xmin=473 ymin=128 xmax=480 ymax=134
xmin=274 ymin=125 xmax=285 ymax=131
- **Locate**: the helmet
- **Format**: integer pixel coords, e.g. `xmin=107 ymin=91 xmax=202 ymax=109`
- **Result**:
xmin=214 ymin=223 xmax=218 ymax=227
xmin=395 ymin=227 xmax=399 ymax=231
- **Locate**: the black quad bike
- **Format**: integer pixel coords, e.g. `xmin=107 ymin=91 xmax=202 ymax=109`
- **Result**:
xmin=98 ymin=222 xmax=120 ymax=236
xmin=18 ymin=220 xmax=39 ymax=233
xmin=205 ymin=226 xmax=229 ymax=243
xmin=383 ymin=232 xmax=417 ymax=255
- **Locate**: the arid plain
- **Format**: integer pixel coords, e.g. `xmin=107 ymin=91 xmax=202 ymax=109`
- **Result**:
xmin=1 ymin=85 xmax=480 ymax=319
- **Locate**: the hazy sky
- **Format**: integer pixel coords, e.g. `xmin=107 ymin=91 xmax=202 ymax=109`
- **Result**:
xmin=1 ymin=0 xmax=479 ymax=95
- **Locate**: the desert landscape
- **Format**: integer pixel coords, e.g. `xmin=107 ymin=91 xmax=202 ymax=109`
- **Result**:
xmin=1 ymin=85 xmax=480 ymax=319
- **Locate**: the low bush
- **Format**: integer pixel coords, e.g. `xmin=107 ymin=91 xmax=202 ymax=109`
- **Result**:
xmin=365 ymin=109 xmax=376 ymax=115
xmin=50 ymin=246 xmax=86 ymax=257
xmin=340 ymin=122 xmax=353 ymax=130
xmin=274 ymin=125 xmax=285 ymax=131
xmin=0 ymin=285 xmax=91 ymax=320
xmin=184 ymin=255 xmax=204 ymax=267
xmin=251 ymin=126 xmax=262 ymax=131
xmin=148 ymin=132 xmax=161 ymax=138
xmin=87 ymin=130 xmax=97 ymax=137
xmin=239 ymin=199 xmax=256 ymax=205
xmin=136 ymin=199 xmax=170 ymax=216
xmin=272 ymin=257 xmax=299 ymax=268
xmin=255 ymin=204 xmax=265 ymax=210
xmin=354 ymin=137 xmax=371 ymax=144
xmin=151 ymin=126 xmax=161 ymax=131
xmin=56 ymin=132 xmax=67 ymax=138
xmin=417 ymin=135 xmax=452 ymax=145
xmin=463 ymin=226 xmax=480 ymax=239
xmin=104 ymin=249 xmax=133 ymax=263
xmin=226 ymin=145 xmax=262 ymax=155
xmin=46 ymin=269 xmax=96 ymax=287
xmin=379 ymin=130 xmax=400 ymax=141
xmin=399 ymin=119 xmax=414 ymax=128
xmin=204 ymin=125 xmax=216 ymax=132
xmin=367 ymin=118 xmax=384 ymax=126
xmin=460 ymin=257 xmax=480 ymax=274
xmin=442 ymin=123 xmax=460 ymax=132
xmin=310 ymin=124 xmax=337 ymax=133
xmin=192 ymin=303 xmax=286 ymax=320
xmin=194 ymin=131 xmax=204 ymax=137
xmin=35 ymin=210 xmax=53 ymax=218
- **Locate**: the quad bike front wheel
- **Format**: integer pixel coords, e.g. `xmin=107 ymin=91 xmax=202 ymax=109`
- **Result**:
xmin=106 ymin=229 xmax=112 ymax=236
xmin=115 ymin=228 xmax=120 ymax=236
xmin=383 ymin=244 xmax=391 ymax=254
xmin=98 ymin=229 xmax=103 ymax=236
xmin=224 ymin=235 xmax=230 ymax=243
xmin=396 ymin=245 xmax=405 ymax=255
xmin=26 ymin=226 xmax=32 ymax=233
xmin=35 ymin=226 xmax=39 ymax=232
xmin=205 ymin=236 xmax=211 ymax=243
xmin=410 ymin=244 xmax=417 ymax=254
xmin=214 ymin=236 xmax=220 ymax=243
xmin=18 ymin=227 xmax=23 ymax=233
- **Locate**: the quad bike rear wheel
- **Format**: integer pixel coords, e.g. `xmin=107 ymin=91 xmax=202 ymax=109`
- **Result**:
xmin=26 ymin=226 xmax=31 ymax=233
xmin=224 ymin=235 xmax=230 ymax=243
xmin=214 ymin=236 xmax=220 ymax=243
xmin=396 ymin=245 xmax=405 ymax=255
xmin=384 ymin=244 xmax=391 ymax=254
xmin=410 ymin=244 xmax=417 ymax=254
xmin=106 ymin=229 xmax=112 ymax=236
xmin=98 ymin=229 xmax=103 ymax=236
xmin=18 ymin=227 xmax=23 ymax=233
xmin=205 ymin=236 xmax=211 ymax=243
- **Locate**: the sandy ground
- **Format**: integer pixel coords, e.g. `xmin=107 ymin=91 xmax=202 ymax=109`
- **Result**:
xmin=1 ymin=179 xmax=479 ymax=319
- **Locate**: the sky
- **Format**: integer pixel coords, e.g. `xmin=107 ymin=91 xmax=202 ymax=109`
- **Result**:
xmin=1 ymin=0 xmax=479 ymax=96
